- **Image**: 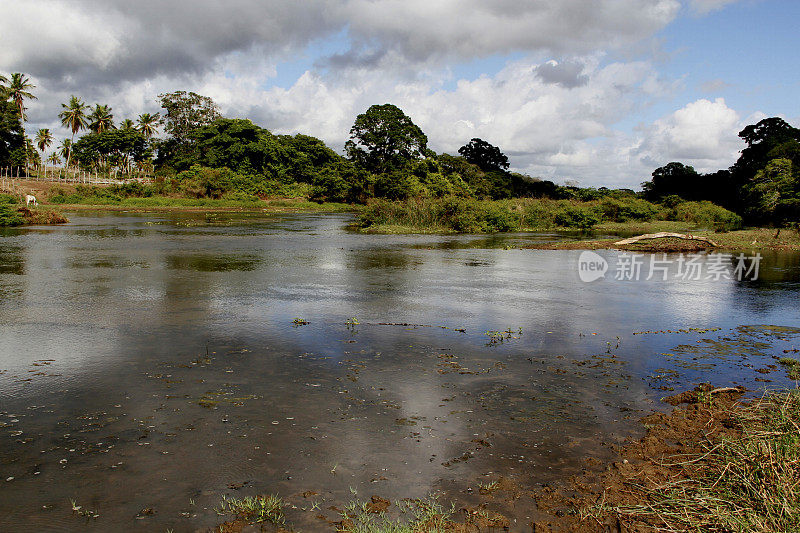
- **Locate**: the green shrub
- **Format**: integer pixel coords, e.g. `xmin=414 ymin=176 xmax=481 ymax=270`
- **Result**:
xmin=673 ymin=201 xmax=743 ymax=231
xmin=522 ymin=199 xmax=561 ymax=228
xmin=596 ymin=197 xmax=660 ymax=222
xmin=0 ymin=193 xmax=18 ymax=205
xmin=0 ymin=202 xmax=23 ymax=226
xmin=554 ymin=204 xmax=600 ymax=229
xmin=480 ymin=203 xmax=520 ymax=232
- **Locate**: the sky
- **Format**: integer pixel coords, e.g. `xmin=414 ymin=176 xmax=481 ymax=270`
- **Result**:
xmin=1 ymin=0 xmax=798 ymax=189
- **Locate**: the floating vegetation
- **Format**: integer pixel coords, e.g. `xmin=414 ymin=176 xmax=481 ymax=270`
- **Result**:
xmin=292 ymin=317 xmax=310 ymax=326
xmin=198 ymin=389 xmax=258 ymax=409
xmin=633 ymin=327 xmax=721 ymax=335
xmin=376 ymin=322 xmax=467 ymax=333
xmin=70 ymin=499 xmax=99 ymax=520
xmin=485 ymin=328 xmax=523 ymax=346
xmin=215 ymin=494 xmax=285 ymax=525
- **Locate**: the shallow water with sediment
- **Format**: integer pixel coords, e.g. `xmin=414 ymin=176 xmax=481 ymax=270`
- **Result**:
xmin=0 ymin=211 xmax=798 ymax=531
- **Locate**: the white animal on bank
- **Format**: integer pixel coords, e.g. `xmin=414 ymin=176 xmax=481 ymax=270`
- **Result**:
xmin=25 ymin=194 xmax=37 ymax=206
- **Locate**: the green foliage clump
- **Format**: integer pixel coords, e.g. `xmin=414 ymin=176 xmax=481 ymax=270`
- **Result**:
xmin=358 ymin=197 xmax=523 ymax=233
xmin=174 ymin=166 xmax=242 ymax=199
xmin=778 ymin=357 xmax=800 ymax=379
xmin=216 ymin=494 xmax=284 ymax=526
xmin=554 ymin=204 xmax=600 ymax=230
xmin=71 ymin=128 xmax=151 ymax=170
xmin=0 ymin=193 xmax=18 ymax=204
xmin=0 ymin=196 xmax=23 ymax=226
xmin=50 ymin=185 xmax=123 ymax=204
xmin=672 ymin=201 xmax=743 ymax=231
xmin=743 ymin=157 xmax=799 ymax=227
xmin=345 ymin=103 xmax=428 ymax=174
xmin=596 ymin=197 xmax=660 ymax=222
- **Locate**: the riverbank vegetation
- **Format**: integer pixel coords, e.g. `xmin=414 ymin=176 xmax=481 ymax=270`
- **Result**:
xmin=579 ymin=387 xmax=800 ymax=532
xmin=356 ymin=195 xmax=743 ymax=233
xmin=2 ymin=73 xmax=798 ymax=235
xmin=0 ymin=193 xmax=67 ymax=226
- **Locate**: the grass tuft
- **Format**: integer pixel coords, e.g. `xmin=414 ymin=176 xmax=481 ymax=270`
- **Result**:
xmin=215 ymin=494 xmax=285 ymax=525
xmin=338 ymin=494 xmax=455 ymax=533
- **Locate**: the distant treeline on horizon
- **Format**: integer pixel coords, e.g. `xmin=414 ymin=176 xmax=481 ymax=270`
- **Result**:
xmin=1 ymin=74 xmax=799 ymax=227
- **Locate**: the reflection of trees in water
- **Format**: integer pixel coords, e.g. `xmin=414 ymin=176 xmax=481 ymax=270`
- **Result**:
xmin=343 ymin=248 xmax=421 ymax=310
xmin=728 ymin=251 xmax=800 ymax=313
xmin=164 ymin=254 xmax=262 ymax=272
xmin=0 ymin=244 xmax=24 ymax=275
xmin=346 ymin=248 xmax=418 ymax=271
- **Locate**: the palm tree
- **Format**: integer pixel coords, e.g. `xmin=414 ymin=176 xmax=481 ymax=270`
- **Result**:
xmin=136 ymin=112 xmax=160 ymax=139
xmin=7 ymin=73 xmax=37 ymax=170
xmin=35 ymin=128 xmax=53 ymax=154
xmin=34 ymin=128 xmax=53 ymax=177
xmin=88 ymin=104 xmax=115 ymax=133
xmin=59 ymin=139 xmax=72 ymax=165
xmin=119 ymin=118 xmax=135 ymax=130
xmin=59 ymin=96 xmax=88 ymax=170
xmin=47 ymin=153 xmax=61 ymax=166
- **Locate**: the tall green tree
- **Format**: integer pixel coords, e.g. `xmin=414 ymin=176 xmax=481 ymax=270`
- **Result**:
xmin=156 ymin=92 xmax=219 ymax=170
xmin=641 ymin=162 xmax=700 ymax=201
xmin=731 ymin=117 xmax=800 ymax=209
xmin=136 ymin=112 xmax=160 ymax=139
xmin=59 ymin=96 xmax=89 ymax=169
xmin=159 ymin=91 xmax=219 ymax=143
xmin=119 ymin=118 xmax=135 ymax=130
xmin=0 ymin=98 xmax=25 ymax=166
xmin=88 ymin=104 xmax=115 ymax=133
xmin=458 ymin=138 xmax=510 ymax=171
xmin=345 ymin=104 xmax=428 ymax=173
xmin=7 ymin=73 xmax=36 ymax=169
xmin=72 ymin=129 xmax=150 ymax=172
xmin=743 ymin=158 xmax=799 ymax=227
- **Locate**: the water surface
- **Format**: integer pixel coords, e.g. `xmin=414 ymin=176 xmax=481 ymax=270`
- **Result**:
xmin=1 ymin=211 xmax=799 ymax=531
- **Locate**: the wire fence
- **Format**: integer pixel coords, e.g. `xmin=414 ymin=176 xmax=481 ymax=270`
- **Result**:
xmin=0 ymin=165 xmax=153 ymax=186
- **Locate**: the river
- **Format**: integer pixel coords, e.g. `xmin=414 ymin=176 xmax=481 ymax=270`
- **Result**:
xmin=1 ymin=211 xmax=798 ymax=531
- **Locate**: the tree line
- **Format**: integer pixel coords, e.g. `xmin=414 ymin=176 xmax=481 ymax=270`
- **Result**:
xmin=641 ymin=117 xmax=800 ymax=227
xmin=1 ymin=71 xmax=797 ymax=228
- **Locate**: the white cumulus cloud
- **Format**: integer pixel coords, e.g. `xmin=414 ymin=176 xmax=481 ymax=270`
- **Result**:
xmin=636 ymin=98 xmax=744 ymax=172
